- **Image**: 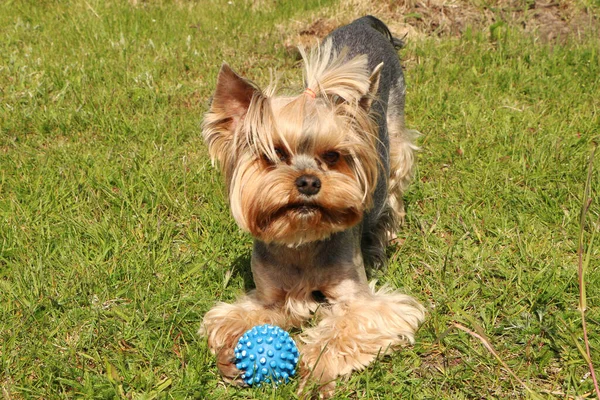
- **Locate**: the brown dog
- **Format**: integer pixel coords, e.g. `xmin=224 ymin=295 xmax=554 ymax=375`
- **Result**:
xmin=200 ymin=15 xmax=425 ymax=397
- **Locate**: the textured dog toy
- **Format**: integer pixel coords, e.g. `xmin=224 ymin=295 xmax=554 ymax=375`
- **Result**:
xmin=234 ymin=324 xmax=299 ymax=386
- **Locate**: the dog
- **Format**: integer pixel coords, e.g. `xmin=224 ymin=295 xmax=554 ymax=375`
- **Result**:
xmin=200 ymin=15 xmax=425 ymax=397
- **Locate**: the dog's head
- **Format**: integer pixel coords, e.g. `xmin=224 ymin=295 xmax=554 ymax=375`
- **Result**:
xmin=202 ymin=43 xmax=382 ymax=246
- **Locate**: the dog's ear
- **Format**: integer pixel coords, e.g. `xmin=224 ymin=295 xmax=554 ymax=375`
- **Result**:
xmin=359 ymin=62 xmax=382 ymax=112
xmin=202 ymin=64 xmax=261 ymax=171
xmin=211 ymin=63 xmax=258 ymax=133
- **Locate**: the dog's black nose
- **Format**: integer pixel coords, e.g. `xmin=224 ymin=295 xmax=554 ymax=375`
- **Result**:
xmin=295 ymin=174 xmax=321 ymax=196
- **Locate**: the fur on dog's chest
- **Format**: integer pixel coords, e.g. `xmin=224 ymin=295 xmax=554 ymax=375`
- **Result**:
xmin=251 ymin=236 xmax=369 ymax=302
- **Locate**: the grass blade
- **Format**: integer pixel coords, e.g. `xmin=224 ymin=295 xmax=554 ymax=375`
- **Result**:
xmin=577 ymin=144 xmax=600 ymax=399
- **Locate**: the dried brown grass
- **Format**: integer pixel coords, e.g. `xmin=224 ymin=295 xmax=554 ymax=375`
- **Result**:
xmin=282 ymin=0 xmax=599 ymax=50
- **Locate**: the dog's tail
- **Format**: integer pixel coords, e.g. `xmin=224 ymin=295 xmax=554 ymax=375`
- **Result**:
xmin=355 ymin=15 xmax=404 ymax=50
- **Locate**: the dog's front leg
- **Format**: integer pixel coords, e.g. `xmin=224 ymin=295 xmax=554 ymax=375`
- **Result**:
xmin=298 ymin=281 xmax=425 ymax=397
xmin=200 ymin=291 xmax=289 ymax=385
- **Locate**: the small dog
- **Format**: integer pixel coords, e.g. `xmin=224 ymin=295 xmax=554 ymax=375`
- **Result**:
xmin=200 ymin=16 xmax=425 ymax=397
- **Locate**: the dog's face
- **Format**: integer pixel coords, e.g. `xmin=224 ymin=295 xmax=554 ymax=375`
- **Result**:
xmin=203 ymin=53 xmax=381 ymax=246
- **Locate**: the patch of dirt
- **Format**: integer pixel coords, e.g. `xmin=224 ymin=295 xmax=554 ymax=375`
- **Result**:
xmin=283 ymin=0 xmax=599 ymax=50
xmin=419 ymin=346 xmax=465 ymax=375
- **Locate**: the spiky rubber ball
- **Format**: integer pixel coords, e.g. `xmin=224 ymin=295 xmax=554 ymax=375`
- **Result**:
xmin=234 ymin=324 xmax=299 ymax=386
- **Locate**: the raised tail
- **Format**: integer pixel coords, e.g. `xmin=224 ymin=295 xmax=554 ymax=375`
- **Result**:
xmin=354 ymin=15 xmax=404 ymax=50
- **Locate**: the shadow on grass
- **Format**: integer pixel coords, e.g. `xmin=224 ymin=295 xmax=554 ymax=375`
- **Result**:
xmin=230 ymin=251 xmax=255 ymax=292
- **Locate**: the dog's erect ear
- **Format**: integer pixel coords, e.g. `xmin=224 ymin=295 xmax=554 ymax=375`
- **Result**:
xmin=211 ymin=63 xmax=258 ymax=133
xmin=359 ymin=62 xmax=382 ymax=112
xmin=202 ymin=64 xmax=261 ymax=171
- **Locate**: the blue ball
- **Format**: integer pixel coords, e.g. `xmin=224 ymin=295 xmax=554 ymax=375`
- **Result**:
xmin=234 ymin=324 xmax=299 ymax=386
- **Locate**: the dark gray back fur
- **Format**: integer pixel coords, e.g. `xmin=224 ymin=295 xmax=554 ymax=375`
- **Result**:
xmin=325 ymin=16 xmax=405 ymax=252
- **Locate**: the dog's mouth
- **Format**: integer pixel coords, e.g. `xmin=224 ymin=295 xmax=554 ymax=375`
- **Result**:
xmin=281 ymin=202 xmax=322 ymax=215
xmin=253 ymin=200 xmax=363 ymax=244
xmin=256 ymin=202 xmax=323 ymax=233
xmin=264 ymin=202 xmax=323 ymax=225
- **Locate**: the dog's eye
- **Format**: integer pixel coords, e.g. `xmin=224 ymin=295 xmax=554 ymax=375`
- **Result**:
xmin=261 ymin=147 xmax=288 ymax=165
xmin=261 ymin=154 xmax=273 ymax=165
xmin=321 ymin=151 xmax=340 ymax=165
xmin=274 ymin=147 xmax=288 ymax=162
xmin=330 ymin=94 xmax=344 ymax=105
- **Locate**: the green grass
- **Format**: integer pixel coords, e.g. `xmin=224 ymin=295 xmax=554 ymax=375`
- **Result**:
xmin=1 ymin=0 xmax=599 ymax=398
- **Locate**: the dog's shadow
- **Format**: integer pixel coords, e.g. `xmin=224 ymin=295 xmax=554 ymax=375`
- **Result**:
xmin=229 ymin=251 xmax=255 ymax=292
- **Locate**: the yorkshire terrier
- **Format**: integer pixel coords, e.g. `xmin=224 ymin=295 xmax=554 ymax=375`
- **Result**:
xmin=200 ymin=15 xmax=425 ymax=397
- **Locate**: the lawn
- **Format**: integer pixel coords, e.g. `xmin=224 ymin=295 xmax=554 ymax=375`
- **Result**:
xmin=1 ymin=0 xmax=599 ymax=398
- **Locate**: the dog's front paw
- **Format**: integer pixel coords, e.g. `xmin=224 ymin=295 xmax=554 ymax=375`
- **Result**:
xmin=298 ymin=375 xmax=335 ymax=399
xmin=201 ymin=296 xmax=292 ymax=386
xmin=200 ymin=303 xmax=248 ymax=385
xmin=215 ymin=346 xmax=247 ymax=386
xmin=297 ymin=344 xmax=338 ymax=399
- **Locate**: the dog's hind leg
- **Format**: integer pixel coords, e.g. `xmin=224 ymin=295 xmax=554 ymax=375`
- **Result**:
xmin=386 ymin=81 xmax=419 ymax=232
xmin=361 ymin=80 xmax=419 ymax=268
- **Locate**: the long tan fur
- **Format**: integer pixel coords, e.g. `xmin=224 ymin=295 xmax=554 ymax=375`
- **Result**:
xmin=200 ymin=18 xmax=425 ymax=398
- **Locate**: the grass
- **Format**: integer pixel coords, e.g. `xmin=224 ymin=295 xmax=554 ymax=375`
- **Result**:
xmin=1 ymin=0 xmax=599 ymax=398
